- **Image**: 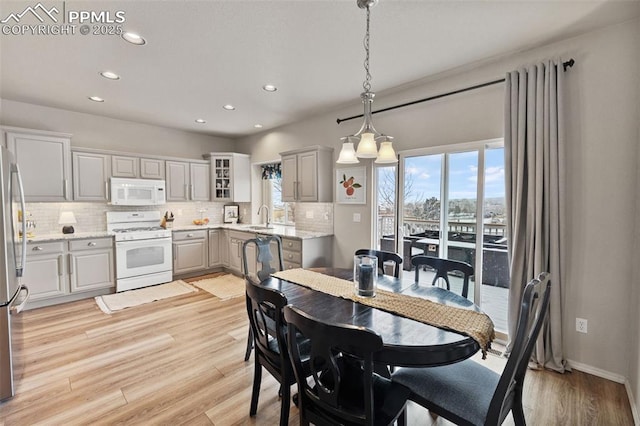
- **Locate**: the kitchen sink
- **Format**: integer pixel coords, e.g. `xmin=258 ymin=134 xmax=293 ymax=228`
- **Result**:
xmin=246 ymin=225 xmax=274 ymax=230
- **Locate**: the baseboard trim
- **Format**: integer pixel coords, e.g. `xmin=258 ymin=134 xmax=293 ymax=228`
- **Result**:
xmin=624 ymin=380 xmax=640 ymax=426
xmin=567 ymin=359 xmax=625 ymax=383
xmin=568 ymin=359 xmax=638 ymax=424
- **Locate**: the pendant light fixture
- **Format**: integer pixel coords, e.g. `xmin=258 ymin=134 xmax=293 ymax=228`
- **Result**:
xmin=337 ymin=0 xmax=398 ymax=165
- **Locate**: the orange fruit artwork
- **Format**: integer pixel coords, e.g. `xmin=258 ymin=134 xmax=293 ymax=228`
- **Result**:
xmin=339 ymin=174 xmax=362 ymax=197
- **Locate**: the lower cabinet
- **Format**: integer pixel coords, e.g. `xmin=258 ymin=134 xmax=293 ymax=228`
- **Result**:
xmin=173 ymin=230 xmax=208 ymax=275
xmin=69 ymin=238 xmax=115 ymax=292
xmin=228 ymin=230 xmax=256 ymax=276
xmin=208 ymin=229 xmax=221 ymax=267
xmin=24 ymin=237 xmax=115 ymax=308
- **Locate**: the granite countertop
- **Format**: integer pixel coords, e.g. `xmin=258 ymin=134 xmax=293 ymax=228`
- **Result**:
xmin=171 ymin=223 xmax=333 ymax=240
xmin=23 ymin=224 xmax=332 ymax=243
xmin=24 ymin=231 xmax=113 ymax=243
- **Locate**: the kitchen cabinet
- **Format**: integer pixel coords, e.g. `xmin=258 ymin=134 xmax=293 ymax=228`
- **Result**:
xmin=227 ymin=230 xmax=255 ymax=276
xmin=204 ymin=153 xmax=250 ymax=202
xmin=69 ymin=238 xmax=115 ymax=292
xmin=111 ymin=155 xmax=139 ymax=178
xmin=140 ymin=158 xmax=165 ymax=179
xmin=208 ymin=229 xmax=221 ymax=267
xmin=4 ymin=127 xmax=72 ymax=202
xmin=166 ymin=160 xmax=210 ymax=201
xmin=219 ymin=229 xmax=229 ymax=267
xmin=72 ymin=151 xmax=110 ymax=201
xmin=280 ymin=236 xmax=333 ymax=270
xmin=173 ymin=230 xmax=208 ymax=275
xmin=280 ymin=146 xmax=333 ymax=202
xmin=23 ymin=242 xmax=67 ymax=301
xmin=23 ymin=237 xmax=115 ymax=309
xmin=111 ymin=155 xmax=165 ymax=179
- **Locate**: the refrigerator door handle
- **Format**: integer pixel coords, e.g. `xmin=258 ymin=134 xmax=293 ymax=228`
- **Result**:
xmin=9 ymin=285 xmax=29 ymax=314
xmin=11 ymin=163 xmax=27 ymax=278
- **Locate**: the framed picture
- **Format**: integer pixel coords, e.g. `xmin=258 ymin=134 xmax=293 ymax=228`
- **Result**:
xmin=223 ymin=205 xmax=239 ymax=223
xmin=336 ymin=166 xmax=366 ymax=204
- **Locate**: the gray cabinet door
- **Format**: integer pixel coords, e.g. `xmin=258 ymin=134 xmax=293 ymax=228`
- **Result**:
xmin=208 ymin=230 xmax=221 ymax=267
xmin=23 ymin=243 xmax=67 ymax=300
xmin=6 ymin=131 xmax=71 ymax=201
xmin=140 ymin=158 xmax=165 ymax=179
xmin=173 ymin=239 xmax=207 ymax=275
xmin=111 ymin=155 xmax=139 ymax=178
xmin=166 ymin=161 xmax=190 ymax=201
xmin=69 ymin=248 xmax=115 ymax=292
xmin=219 ymin=230 xmax=229 ymax=267
xmin=190 ymin=163 xmax=210 ymax=201
xmin=297 ymin=150 xmax=318 ymax=201
xmin=72 ymin=152 xmax=110 ymax=201
xmin=281 ymin=154 xmax=297 ymax=202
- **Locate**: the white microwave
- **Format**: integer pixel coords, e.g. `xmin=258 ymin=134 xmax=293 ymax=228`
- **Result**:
xmin=110 ymin=178 xmax=166 ymax=206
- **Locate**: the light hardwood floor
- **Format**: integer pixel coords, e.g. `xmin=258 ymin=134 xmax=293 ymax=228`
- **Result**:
xmin=1 ymin=272 xmax=634 ymax=425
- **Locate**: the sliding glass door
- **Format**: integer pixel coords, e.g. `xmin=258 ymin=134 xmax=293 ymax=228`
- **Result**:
xmin=374 ymin=139 xmax=509 ymax=337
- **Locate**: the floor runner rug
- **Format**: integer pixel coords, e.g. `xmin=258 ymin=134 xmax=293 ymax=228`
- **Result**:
xmin=190 ymin=274 xmax=245 ymax=300
xmin=95 ymin=280 xmax=197 ymax=314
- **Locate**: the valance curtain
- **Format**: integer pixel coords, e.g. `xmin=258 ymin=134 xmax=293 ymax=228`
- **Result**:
xmin=261 ymin=163 xmax=281 ymax=180
xmin=504 ymin=58 xmax=567 ymax=372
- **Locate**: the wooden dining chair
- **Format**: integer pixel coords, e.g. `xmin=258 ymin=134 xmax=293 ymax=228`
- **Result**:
xmin=245 ymin=279 xmax=299 ymax=426
xmin=411 ymin=255 xmax=474 ymax=298
xmin=242 ymin=235 xmax=284 ymax=361
xmin=355 ymin=249 xmax=403 ymax=278
xmin=284 ymin=305 xmax=410 ymax=426
xmin=392 ymin=272 xmax=551 ymax=426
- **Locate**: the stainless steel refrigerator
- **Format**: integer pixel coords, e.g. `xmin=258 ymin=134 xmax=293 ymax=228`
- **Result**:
xmin=0 ymin=145 xmax=28 ymax=401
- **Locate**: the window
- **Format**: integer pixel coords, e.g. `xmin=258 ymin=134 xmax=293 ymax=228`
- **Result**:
xmin=261 ymin=162 xmax=294 ymax=226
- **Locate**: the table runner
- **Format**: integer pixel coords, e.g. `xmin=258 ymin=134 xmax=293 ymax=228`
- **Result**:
xmin=272 ymin=268 xmax=495 ymax=358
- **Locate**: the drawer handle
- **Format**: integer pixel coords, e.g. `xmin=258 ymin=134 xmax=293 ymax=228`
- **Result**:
xmin=288 ymin=254 xmax=293 ymax=259
xmin=187 ymin=233 xmax=194 ymax=238
xmin=287 ymin=242 xmax=293 ymax=247
xmin=32 ymin=246 xmax=43 ymax=251
xmin=88 ymin=242 xmax=97 ymax=247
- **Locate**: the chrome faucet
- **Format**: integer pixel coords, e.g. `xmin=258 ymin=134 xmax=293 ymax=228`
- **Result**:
xmin=257 ymin=205 xmax=271 ymax=228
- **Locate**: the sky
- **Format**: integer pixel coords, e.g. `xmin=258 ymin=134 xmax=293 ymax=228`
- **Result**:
xmin=402 ymin=147 xmax=505 ymax=201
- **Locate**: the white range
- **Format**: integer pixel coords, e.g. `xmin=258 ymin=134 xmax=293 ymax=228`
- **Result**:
xmin=107 ymin=211 xmax=173 ymax=292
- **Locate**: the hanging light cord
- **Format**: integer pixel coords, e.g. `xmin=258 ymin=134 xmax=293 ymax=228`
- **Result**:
xmin=363 ymin=6 xmax=372 ymax=93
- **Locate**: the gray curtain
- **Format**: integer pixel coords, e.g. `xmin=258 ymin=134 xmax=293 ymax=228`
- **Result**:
xmin=504 ymin=59 xmax=567 ymax=372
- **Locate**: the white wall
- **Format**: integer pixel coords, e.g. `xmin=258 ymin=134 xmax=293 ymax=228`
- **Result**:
xmin=0 ymin=99 xmax=235 ymax=158
xmin=238 ymin=19 xmax=640 ymax=381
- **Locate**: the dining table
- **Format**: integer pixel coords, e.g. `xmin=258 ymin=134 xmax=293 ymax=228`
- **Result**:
xmin=262 ymin=267 xmax=493 ymax=368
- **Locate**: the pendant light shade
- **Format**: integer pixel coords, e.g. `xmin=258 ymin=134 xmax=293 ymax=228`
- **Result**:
xmin=337 ymin=138 xmax=359 ymax=164
xmin=337 ymin=0 xmax=398 ymax=165
xmin=356 ymin=132 xmax=378 ymax=158
xmin=374 ymin=138 xmax=398 ymax=164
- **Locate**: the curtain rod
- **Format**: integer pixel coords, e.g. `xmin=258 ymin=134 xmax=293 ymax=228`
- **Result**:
xmin=336 ymin=58 xmax=575 ymax=124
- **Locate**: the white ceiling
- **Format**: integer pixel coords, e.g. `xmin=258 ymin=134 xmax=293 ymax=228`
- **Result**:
xmin=1 ymin=0 xmax=638 ymax=139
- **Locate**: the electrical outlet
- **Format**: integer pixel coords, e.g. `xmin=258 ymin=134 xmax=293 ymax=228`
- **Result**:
xmin=353 ymin=213 xmax=361 ymax=222
xmin=576 ymin=318 xmax=588 ymax=334
xmin=306 ymin=211 xmax=314 ymax=219
xmin=323 ymin=212 xmax=329 ymax=220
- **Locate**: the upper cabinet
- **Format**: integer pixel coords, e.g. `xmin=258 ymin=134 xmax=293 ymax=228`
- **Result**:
xmin=166 ymin=160 xmax=210 ymax=201
xmin=112 ymin=155 xmax=165 ymax=179
xmin=205 ymin=153 xmax=250 ymax=202
xmin=111 ymin=155 xmax=139 ymax=178
xmin=4 ymin=127 xmax=72 ymax=202
xmin=280 ymin=146 xmax=333 ymax=202
xmin=140 ymin=158 xmax=165 ymax=179
xmin=72 ymin=151 xmax=110 ymax=201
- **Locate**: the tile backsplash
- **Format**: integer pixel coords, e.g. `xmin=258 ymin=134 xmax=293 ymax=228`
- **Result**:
xmin=24 ymin=201 xmax=334 ymax=235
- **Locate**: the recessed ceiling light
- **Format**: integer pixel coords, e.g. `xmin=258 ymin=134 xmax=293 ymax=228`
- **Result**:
xmin=223 ymin=104 xmax=236 ymax=111
xmin=195 ymin=119 xmax=206 ymax=124
xmin=122 ymin=32 xmax=146 ymax=45
xmin=254 ymin=124 xmax=263 ymax=129
xmin=262 ymin=84 xmax=277 ymax=92
xmin=88 ymin=96 xmax=104 ymax=102
xmin=100 ymin=71 xmax=120 ymax=80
